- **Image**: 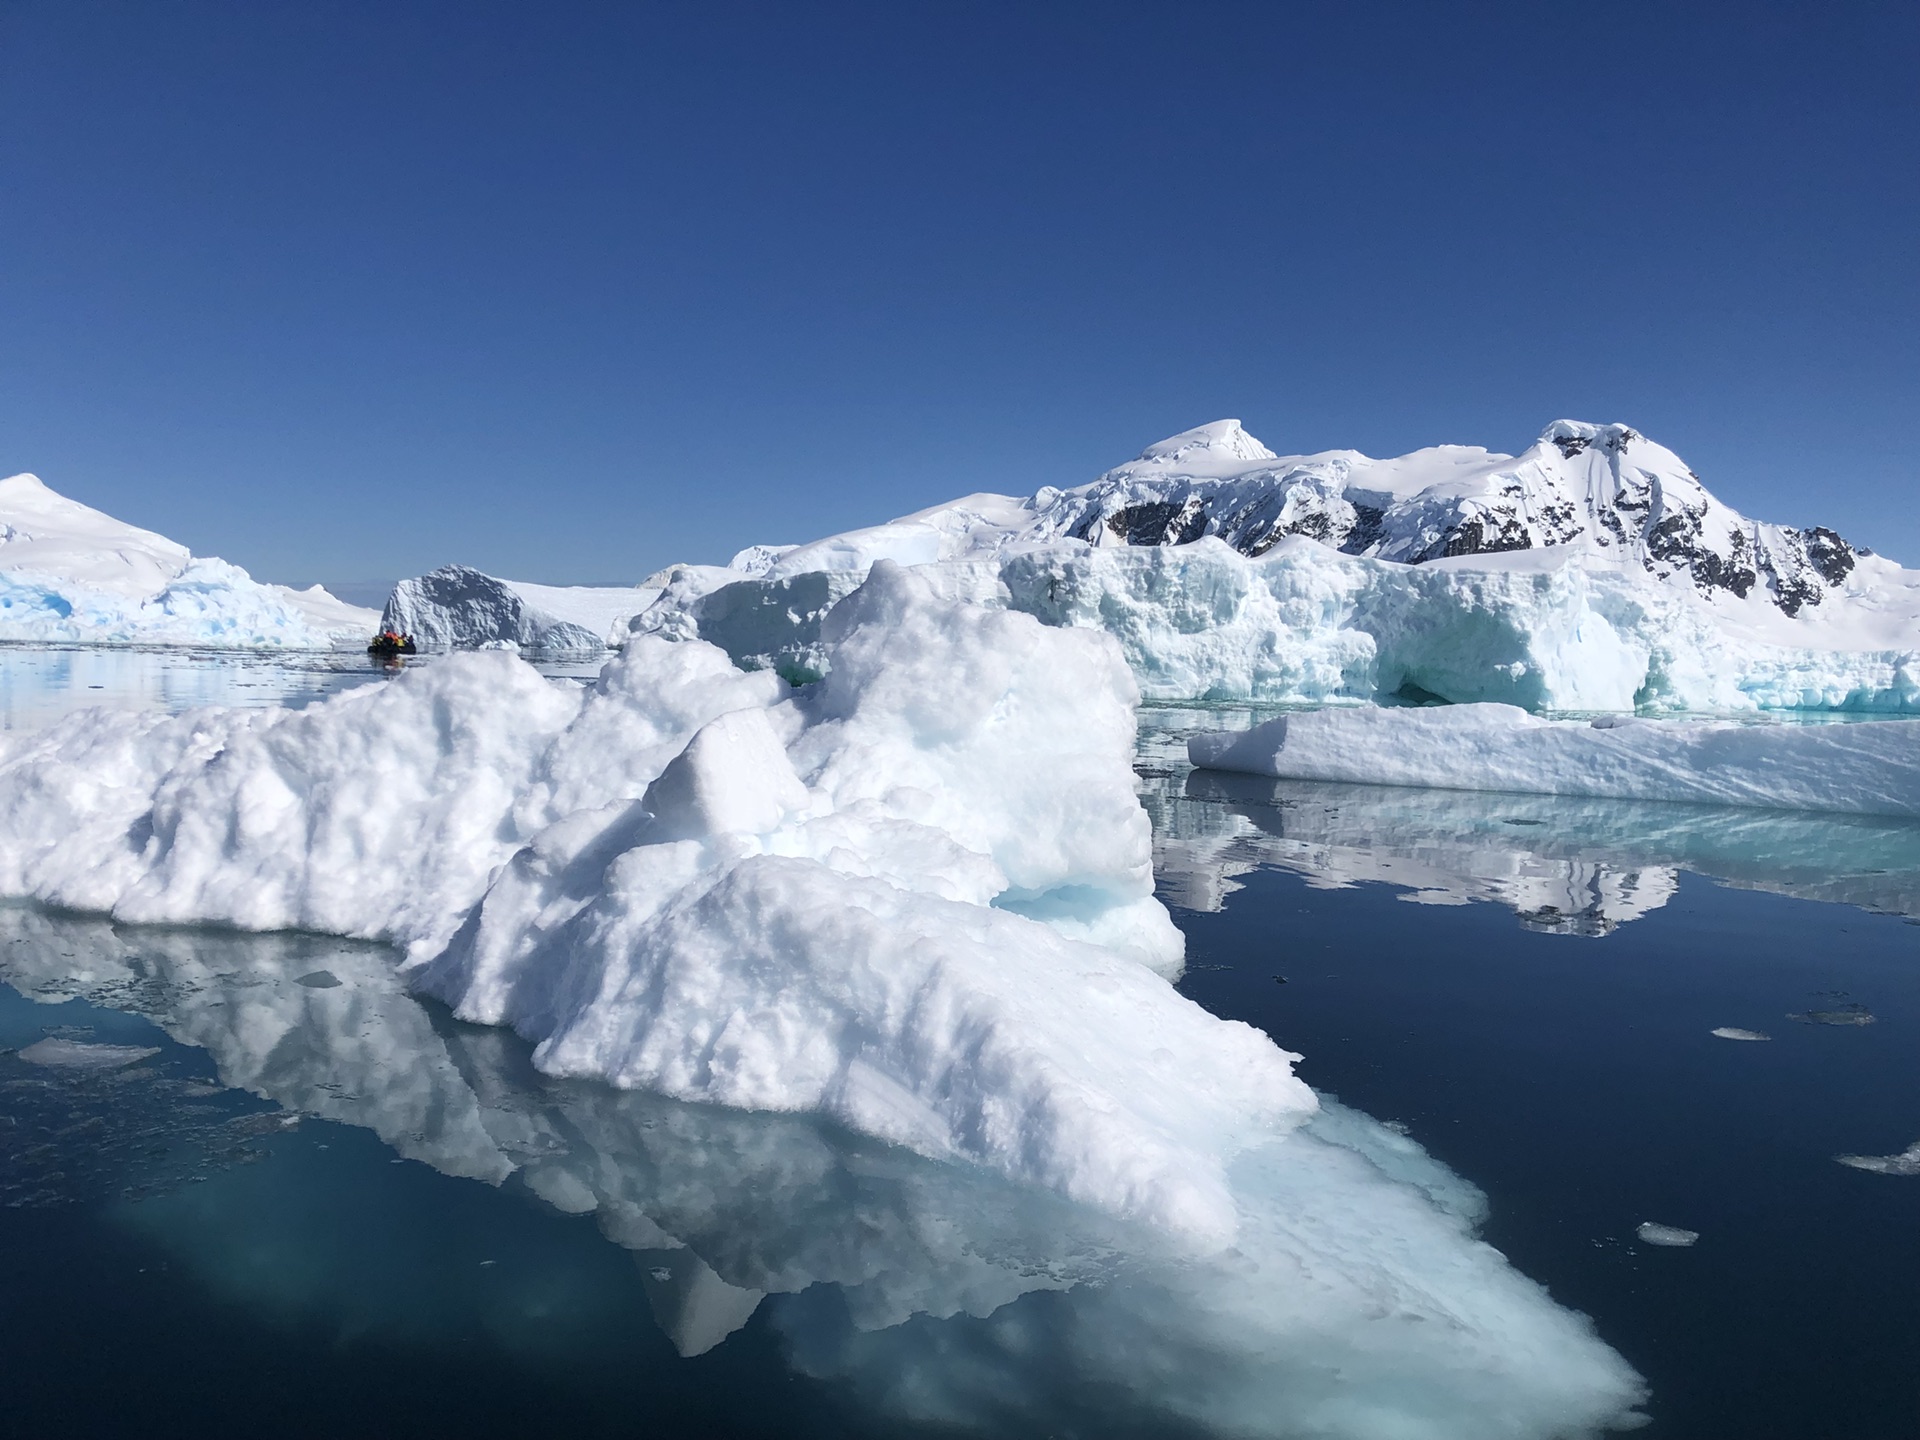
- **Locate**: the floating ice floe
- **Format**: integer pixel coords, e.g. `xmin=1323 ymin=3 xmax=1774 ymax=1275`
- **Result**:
xmin=1834 ymin=1142 xmax=1920 ymax=1176
xmin=1188 ymin=704 xmax=1920 ymax=818
xmin=626 ymin=418 xmax=1920 ymax=713
xmin=0 ymin=472 xmax=376 ymax=648
xmin=1711 ymin=1028 xmax=1771 ymax=1042
xmin=1787 ymin=1004 xmax=1876 ymax=1026
xmin=16 ymin=1036 xmax=160 ymax=1069
xmin=1635 ymin=1222 xmax=1700 ymax=1247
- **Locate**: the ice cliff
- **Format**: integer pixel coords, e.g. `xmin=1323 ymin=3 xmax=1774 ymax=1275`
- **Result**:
xmin=636 ymin=420 xmax=1920 ymax=711
xmin=0 ymin=472 xmax=376 ymax=648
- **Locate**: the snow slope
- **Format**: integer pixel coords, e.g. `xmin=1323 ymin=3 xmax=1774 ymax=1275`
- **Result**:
xmin=0 ymin=472 xmax=376 ymax=648
xmin=637 ymin=421 xmax=1920 ymax=711
xmin=380 ymin=564 xmax=658 ymax=650
xmin=1189 ymin=704 xmax=1920 ymax=817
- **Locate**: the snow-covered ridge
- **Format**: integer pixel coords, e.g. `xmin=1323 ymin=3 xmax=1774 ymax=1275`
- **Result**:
xmin=0 ymin=472 xmax=377 ymax=648
xmin=1029 ymin=419 xmax=1865 ymax=617
xmin=638 ymin=419 xmax=1920 ymax=712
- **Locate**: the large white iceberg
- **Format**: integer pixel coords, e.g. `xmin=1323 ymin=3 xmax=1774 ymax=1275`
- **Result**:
xmin=0 ymin=472 xmax=376 ymax=648
xmin=0 ymin=564 xmax=1301 ymax=1241
xmin=635 ymin=419 xmax=1920 ymax=712
xmin=1189 ymin=703 xmax=1920 ymax=818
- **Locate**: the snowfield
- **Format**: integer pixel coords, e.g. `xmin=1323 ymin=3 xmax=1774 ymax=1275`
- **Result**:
xmin=0 ymin=472 xmax=376 ymax=648
xmin=631 ymin=418 xmax=1920 ymax=712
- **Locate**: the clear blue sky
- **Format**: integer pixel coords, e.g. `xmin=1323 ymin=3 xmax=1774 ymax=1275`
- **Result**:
xmin=2 ymin=0 xmax=1915 ymax=587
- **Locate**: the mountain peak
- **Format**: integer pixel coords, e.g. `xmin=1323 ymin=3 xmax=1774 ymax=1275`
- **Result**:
xmin=1131 ymin=420 xmax=1278 ymax=469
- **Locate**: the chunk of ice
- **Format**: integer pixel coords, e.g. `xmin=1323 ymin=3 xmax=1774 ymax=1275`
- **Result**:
xmin=1834 ymin=1142 xmax=1920 ymax=1176
xmin=17 ymin=1037 xmax=160 ymax=1070
xmin=1710 ymin=1027 xmax=1771 ymax=1042
xmin=1635 ymin=1222 xmax=1699 ymax=1247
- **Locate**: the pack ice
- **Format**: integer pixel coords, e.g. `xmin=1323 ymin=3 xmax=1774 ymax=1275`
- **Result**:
xmin=635 ymin=419 xmax=1920 ymax=712
xmin=1189 ymin=703 xmax=1920 ymax=817
xmin=0 ymin=472 xmax=376 ymax=648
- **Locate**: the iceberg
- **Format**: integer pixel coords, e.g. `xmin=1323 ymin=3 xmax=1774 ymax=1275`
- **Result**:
xmin=0 ymin=472 xmax=377 ymax=648
xmin=380 ymin=564 xmax=661 ymax=650
xmin=1188 ymin=704 xmax=1920 ymax=818
xmin=0 ymin=563 xmax=1306 ymax=1241
xmin=636 ymin=419 xmax=1920 ymax=712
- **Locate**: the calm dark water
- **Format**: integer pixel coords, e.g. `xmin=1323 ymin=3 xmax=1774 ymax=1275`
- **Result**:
xmin=0 ymin=669 xmax=1916 ymax=1438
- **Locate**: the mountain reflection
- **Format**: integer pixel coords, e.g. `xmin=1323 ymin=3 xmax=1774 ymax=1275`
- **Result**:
xmin=1148 ymin=766 xmax=1920 ymax=936
xmin=0 ymin=906 xmax=1644 ymax=1438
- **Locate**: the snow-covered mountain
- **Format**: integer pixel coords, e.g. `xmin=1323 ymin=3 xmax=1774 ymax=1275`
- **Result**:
xmin=635 ymin=420 xmax=1920 ymax=712
xmin=0 ymin=472 xmax=376 ymax=648
xmin=1024 ymin=419 xmax=1863 ymax=619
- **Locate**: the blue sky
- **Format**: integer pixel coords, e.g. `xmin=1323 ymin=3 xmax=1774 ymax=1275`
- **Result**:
xmin=1 ymin=1 xmax=1915 ymax=587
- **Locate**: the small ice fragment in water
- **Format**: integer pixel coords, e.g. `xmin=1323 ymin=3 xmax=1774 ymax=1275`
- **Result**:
xmin=1636 ymin=1222 xmax=1699 ymax=1247
xmin=1834 ymin=1142 xmax=1920 ymax=1176
xmin=1787 ymin=1005 xmax=1875 ymax=1026
xmin=17 ymin=1038 xmax=161 ymax=1070
xmin=295 ymin=970 xmax=342 ymax=988
xmin=1711 ymin=1027 xmax=1771 ymax=1042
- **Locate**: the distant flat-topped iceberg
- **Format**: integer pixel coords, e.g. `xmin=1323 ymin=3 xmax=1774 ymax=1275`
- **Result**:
xmin=0 ymin=472 xmax=376 ymax=649
xmin=1189 ymin=704 xmax=1920 ymax=818
xmin=635 ymin=419 xmax=1920 ymax=712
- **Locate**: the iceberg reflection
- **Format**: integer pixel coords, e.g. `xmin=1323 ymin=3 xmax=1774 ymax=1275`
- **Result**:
xmin=0 ymin=906 xmax=1645 ymax=1438
xmin=1150 ymin=766 xmax=1920 ymax=936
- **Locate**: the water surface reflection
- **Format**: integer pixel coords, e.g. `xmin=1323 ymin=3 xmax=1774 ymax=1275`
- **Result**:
xmin=0 ymin=905 xmax=1644 ymax=1439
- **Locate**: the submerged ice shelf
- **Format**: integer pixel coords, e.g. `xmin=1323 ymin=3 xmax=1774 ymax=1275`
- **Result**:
xmin=0 ymin=905 xmax=1647 ymax=1437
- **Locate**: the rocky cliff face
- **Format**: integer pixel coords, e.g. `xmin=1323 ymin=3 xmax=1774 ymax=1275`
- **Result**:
xmin=1030 ymin=419 xmax=1860 ymax=617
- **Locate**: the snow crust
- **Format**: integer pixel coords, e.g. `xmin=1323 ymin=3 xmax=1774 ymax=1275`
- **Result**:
xmin=381 ymin=564 xmax=658 ymax=649
xmin=637 ymin=420 xmax=1920 ymax=712
xmin=1189 ymin=704 xmax=1920 ymax=817
xmin=0 ymin=472 xmax=377 ymax=648
xmin=0 ymin=907 xmax=1647 ymax=1436
xmin=0 ymin=564 xmax=1314 ymax=1242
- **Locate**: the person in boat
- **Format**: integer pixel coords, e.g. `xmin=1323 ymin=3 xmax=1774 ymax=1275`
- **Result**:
xmin=367 ymin=628 xmax=417 ymax=655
